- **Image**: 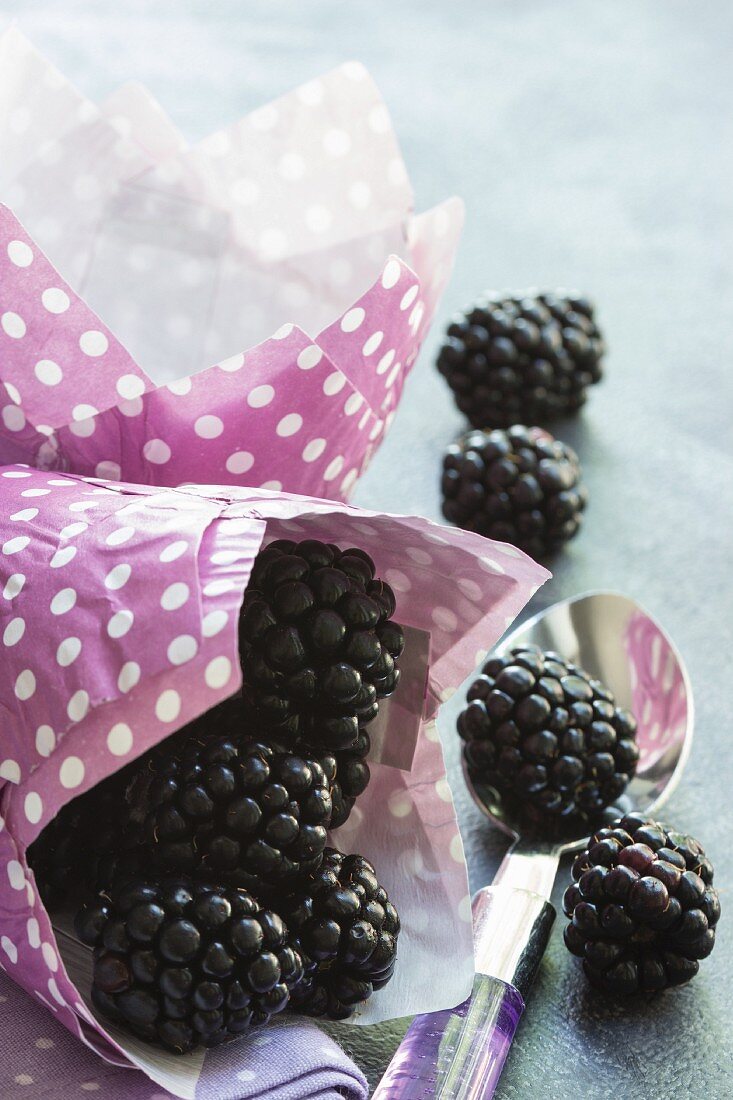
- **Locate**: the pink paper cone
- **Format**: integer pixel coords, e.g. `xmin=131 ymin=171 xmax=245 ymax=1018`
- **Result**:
xmin=0 ymin=203 xmax=460 ymax=499
xmin=0 ymin=465 xmax=548 ymax=1094
xmin=0 ymin=29 xmax=464 ymax=501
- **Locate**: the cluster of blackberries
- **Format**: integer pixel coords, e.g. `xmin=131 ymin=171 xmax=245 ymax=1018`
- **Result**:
xmin=284 ymin=849 xmax=401 ymax=1019
xmin=28 ymin=539 xmax=404 ymax=1053
xmin=240 ymin=539 xmax=402 ymax=751
xmin=564 ymin=814 xmax=720 ymax=995
xmin=75 ymin=877 xmax=306 ymax=1052
xmin=240 ymin=538 xmax=405 ymax=823
xmin=442 ymin=426 xmax=587 ymax=558
xmin=438 ymin=290 xmax=603 ymax=430
xmin=459 ymin=645 xmax=639 ymax=835
xmin=124 ymin=733 xmax=333 ymax=897
xmin=74 ymin=845 xmax=398 ymax=1052
xmin=437 ymin=291 xmax=602 ymax=558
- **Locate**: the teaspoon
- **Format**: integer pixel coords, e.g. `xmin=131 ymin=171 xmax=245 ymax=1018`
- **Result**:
xmin=373 ymin=590 xmax=692 ymax=1099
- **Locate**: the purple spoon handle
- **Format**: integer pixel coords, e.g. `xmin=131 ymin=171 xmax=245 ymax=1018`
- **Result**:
xmin=372 ymin=972 xmax=524 ymax=1099
xmin=373 ymin=883 xmax=555 ymax=1099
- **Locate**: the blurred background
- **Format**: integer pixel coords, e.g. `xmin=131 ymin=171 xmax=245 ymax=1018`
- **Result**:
xmin=2 ymin=1 xmax=732 ymax=1096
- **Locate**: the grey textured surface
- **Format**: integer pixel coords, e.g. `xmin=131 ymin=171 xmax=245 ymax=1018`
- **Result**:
xmin=2 ymin=1 xmax=732 ymax=1096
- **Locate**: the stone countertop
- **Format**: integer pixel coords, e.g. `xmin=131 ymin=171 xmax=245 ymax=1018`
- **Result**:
xmin=2 ymin=1 xmax=731 ymax=1096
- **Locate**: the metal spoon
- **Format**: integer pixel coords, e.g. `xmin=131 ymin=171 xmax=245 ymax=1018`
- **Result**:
xmin=373 ymin=590 xmax=692 ymax=1099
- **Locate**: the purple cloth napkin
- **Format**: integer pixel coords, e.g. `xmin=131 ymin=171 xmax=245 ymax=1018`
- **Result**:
xmin=0 ymin=971 xmax=368 ymax=1100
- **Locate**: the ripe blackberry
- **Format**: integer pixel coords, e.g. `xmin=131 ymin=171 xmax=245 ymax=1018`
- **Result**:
xmin=27 ymin=702 xmax=248 ymax=905
xmin=27 ymin=799 xmax=90 ymax=906
xmin=563 ymin=814 xmax=721 ymax=995
xmin=313 ymin=730 xmax=372 ymax=829
xmin=437 ymin=290 xmax=604 ymax=428
xmin=125 ymin=732 xmax=332 ymax=896
xmin=27 ymin=761 xmax=140 ymax=906
xmin=459 ymin=645 xmax=639 ymax=832
xmin=442 ymin=425 xmax=587 ymax=558
xmin=283 ymin=847 xmax=400 ymax=1019
xmin=75 ymin=875 xmax=304 ymax=1052
xmin=239 ymin=539 xmax=405 ymax=751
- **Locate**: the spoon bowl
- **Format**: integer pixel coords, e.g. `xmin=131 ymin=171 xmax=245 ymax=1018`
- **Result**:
xmin=463 ymin=589 xmax=693 ymax=858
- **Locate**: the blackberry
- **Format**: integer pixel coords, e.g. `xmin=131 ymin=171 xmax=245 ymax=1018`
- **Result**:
xmin=27 ymin=798 xmax=91 ymax=906
xmin=239 ymin=539 xmax=405 ymax=751
xmin=442 ymin=425 xmax=586 ymax=558
xmin=27 ymin=701 xmax=248 ymax=906
xmin=459 ymin=644 xmax=638 ymax=832
xmin=27 ymin=761 xmax=140 ymax=906
xmin=563 ymin=814 xmax=721 ymax=995
xmin=283 ymin=847 xmax=400 ymax=1019
xmin=125 ymin=732 xmax=332 ymax=896
xmin=313 ymin=730 xmax=372 ymax=829
xmin=75 ymin=874 xmax=304 ymax=1052
xmin=437 ymin=290 xmax=604 ymax=428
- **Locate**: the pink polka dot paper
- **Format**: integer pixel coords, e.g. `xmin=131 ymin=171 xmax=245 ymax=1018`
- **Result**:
xmin=0 ymin=467 xmax=548 ymax=1091
xmin=0 ymin=28 xmax=463 ymax=501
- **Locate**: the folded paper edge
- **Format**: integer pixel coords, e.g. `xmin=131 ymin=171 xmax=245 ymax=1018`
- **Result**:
xmin=0 ymin=202 xmax=453 ymax=437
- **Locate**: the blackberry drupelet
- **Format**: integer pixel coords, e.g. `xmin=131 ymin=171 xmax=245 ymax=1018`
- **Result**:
xmin=125 ymin=732 xmax=332 ymax=896
xmin=239 ymin=539 xmax=405 ymax=751
xmin=283 ymin=847 xmax=400 ymax=1019
xmin=437 ymin=290 xmax=604 ymax=428
xmin=459 ymin=645 xmax=639 ymax=832
xmin=563 ymin=814 xmax=721 ymax=995
xmin=441 ymin=425 xmax=587 ymax=558
xmin=75 ymin=875 xmax=304 ymax=1052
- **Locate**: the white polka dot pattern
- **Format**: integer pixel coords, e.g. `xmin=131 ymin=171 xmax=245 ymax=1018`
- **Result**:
xmin=0 ymin=212 xmax=148 ymax=448
xmin=0 ymin=52 xmax=462 ymax=507
xmin=0 ymin=200 xmax=444 ymax=503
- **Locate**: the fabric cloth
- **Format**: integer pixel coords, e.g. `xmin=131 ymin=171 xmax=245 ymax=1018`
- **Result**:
xmin=0 ymin=970 xmax=368 ymax=1100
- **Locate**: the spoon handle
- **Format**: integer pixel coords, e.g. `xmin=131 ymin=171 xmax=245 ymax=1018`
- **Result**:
xmin=372 ymin=884 xmax=555 ymax=1099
